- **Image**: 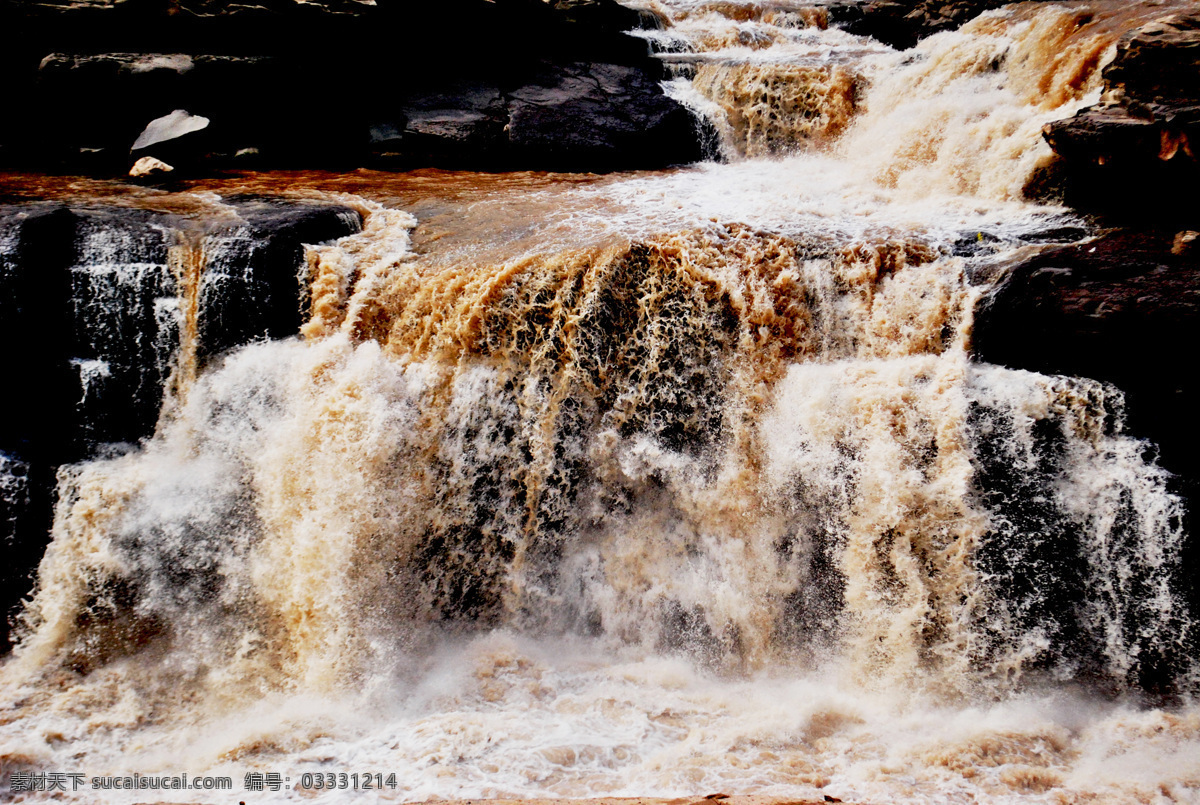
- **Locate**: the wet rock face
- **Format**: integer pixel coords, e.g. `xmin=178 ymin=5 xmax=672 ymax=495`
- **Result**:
xmin=0 ymin=204 xmax=83 ymax=467
xmin=973 ymin=228 xmax=1200 ymax=487
xmin=826 ymin=0 xmax=1010 ymax=50
xmin=1 ymin=0 xmax=699 ymax=173
xmin=973 ymin=228 xmax=1200 ymax=633
xmin=504 ymin=62 xmax=702 ymax=170
xmin=0 ymin=198 xmax=363 ymax=648
xmin=368 ymin=62 xmax=703 ymax=171
xmin=197 ymin=199 xmax=365 ymax=363
xmin=1104 ymin=14 xmax=1200 ymax=107
xmin=1042 ymin=13 xmax=1200 ymax=224
xmin=0 ymin=199 xmax=361 ymax=457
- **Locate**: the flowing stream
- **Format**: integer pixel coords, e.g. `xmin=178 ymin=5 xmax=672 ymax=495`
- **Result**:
xmin=1 ymin=1 xmax=1198 ymax=803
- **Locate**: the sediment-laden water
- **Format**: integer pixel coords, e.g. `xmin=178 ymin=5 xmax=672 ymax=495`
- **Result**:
xmin=1 ymin=1 xmax=1198 ymax=803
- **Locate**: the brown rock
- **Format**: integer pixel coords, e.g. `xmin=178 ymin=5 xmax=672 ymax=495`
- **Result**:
xmin=1104 ymin=14 xmax=1200 ymax=107
xmin=1174 ymin=230 xmax=1200 ymax=255
xmin=1041 ymin=13 xmax=1200 ymax=223
xmin=128 ymin=155 xmax=174 ymax=177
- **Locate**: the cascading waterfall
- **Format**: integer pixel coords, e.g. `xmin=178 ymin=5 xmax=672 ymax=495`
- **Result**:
xmin=1 ymin=1 xmax=1198 ymax=803
xmin=66 ymin=214 xmax=179 ymax=446
xmin=0 ymin=455 xmax=31 ymax=549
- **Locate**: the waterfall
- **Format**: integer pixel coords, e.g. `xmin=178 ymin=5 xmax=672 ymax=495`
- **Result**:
xmin=1 ymin=2 xmax=1197 ymax=803
xmin=67 ymin=213 xmax=179 ymax=447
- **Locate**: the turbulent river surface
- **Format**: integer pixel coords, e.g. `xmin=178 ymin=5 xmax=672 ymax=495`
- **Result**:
xmin=2 ymin=1 xmax=1200 ymax=803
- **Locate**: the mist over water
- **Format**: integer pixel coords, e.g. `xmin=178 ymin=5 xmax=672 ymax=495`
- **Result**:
xmin=2 ymin=2 xmax=1199 ymax=803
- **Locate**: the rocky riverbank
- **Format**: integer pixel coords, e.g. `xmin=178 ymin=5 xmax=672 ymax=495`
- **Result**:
xmin=0 ymin=0 xmax=702 ymax=174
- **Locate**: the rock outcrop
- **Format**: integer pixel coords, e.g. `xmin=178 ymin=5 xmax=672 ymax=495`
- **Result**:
xmin=1042 ymin=13 xmax=1200 ymax=224
xmin=0 ymin=0 xmax=702 ymax=174
xmin=973 ymin=228 xmax=1200 ymax=617
xmin=951 ymin=8 xmax=1200 ymax=632
xmin=827 ymin=0 xmax=1010 ymax=51
xmin=974 ymin=229 xmax=1200 ymax=475
xmin=369 ymin=62 xmax=701 ymax=171
xmin=990 ymin=10 xmax=1200 ymax=480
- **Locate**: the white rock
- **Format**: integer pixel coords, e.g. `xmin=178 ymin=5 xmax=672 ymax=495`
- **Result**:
xmin=129 ymin=54 xmax=195 ymax=74
xmin=132 ymin=109 xmax=210 ymax=151
xmin=129 ymin=156 xmax=175 ymax=177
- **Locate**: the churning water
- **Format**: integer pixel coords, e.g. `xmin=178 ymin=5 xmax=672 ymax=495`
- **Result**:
xmin=2 ymin=1 xmax=1198 ymax=803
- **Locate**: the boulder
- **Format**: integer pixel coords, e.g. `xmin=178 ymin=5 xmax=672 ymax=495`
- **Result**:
xmin=130 ymin=109 xmax=210 ymax=169
xmin=826 ymin=0 xmax=1009 ymax=51
xmin=1103 ymin=14 xmax=1200 ymax=107
xmin=1041 ymin=14 xmax=1200 ymax=224
xmin=504 ymin=62 xmax=704 ymax=170
xmin=367 ymin=63 xmax=704 ymax=171
xmin=129 ymin=155 xmax=174 ymax=177
xmin=131 ymin=109 xmax=209 ymax=151
xmin=370 ymin=83 xmax=509 ymax=168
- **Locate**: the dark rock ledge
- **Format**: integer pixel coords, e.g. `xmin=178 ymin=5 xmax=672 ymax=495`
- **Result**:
xmin=973 ymin=227 xmax=1200 ymax=629
xmin=982 ymin=11 xmax=1200 ymax=479
xmin=826 ymin=0 xmax=1011 ymax=51
xmin=974 ymin=229 xmax=1200 ymax=482
xmin=0 ymin=0 xmax=703 ymax=174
